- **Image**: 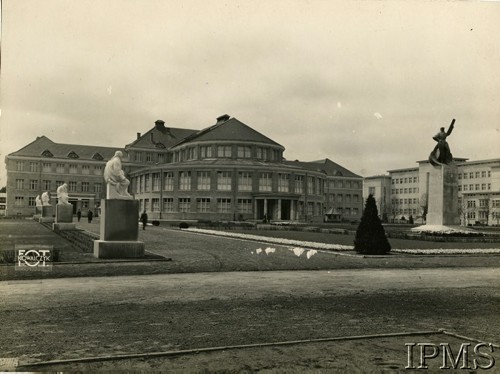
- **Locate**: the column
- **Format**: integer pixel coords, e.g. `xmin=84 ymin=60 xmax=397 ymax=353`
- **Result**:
xmin=277 ymin=199 xmax=282 ymax=220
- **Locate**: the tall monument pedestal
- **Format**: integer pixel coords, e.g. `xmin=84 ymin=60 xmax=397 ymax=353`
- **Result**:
xmin=53 ymin=204 xmax=75 ymax=231
xmin=422 ymin=163 xmax=460 ymax=226
xmin=94 ymin=199 xmax=144 ymax=259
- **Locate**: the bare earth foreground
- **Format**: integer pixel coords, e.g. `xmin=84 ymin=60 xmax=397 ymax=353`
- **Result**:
xmin=1 ymin=220 xmax=499 ymax=372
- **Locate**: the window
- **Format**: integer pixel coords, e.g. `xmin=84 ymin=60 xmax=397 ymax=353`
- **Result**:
xmin=217 ymin=146 xmax=231 ymax=158
xmin=82 ymin=182 xmax=89 ymax=192
xmin=488 ymin=171 xmax=491 ymax=177
xmin=179 ymin=197 xmax=191 ymax=213
xmin=237 ymin=146 xmax=251 ymax=158
xmin=458 ymin=174 xmax=462 ymax=180
xmin=135 ymin=152 xmax=143 ymax=162
xmin=197 ymin=171 xmax=211 ymax=190
xmin=368 ymin=186 xmax=376 ymax=195
xmin=337 ymin=194 xmax=343 ymax=203
xmin=15 ymin=197 xmax=24 ymax=206
xmin=238 ymin=172 xmax=252 ymax=191
xmin=152 ymin=198 xmax=160 ymax=212
xmin=144 ymin=199 xmax=150 ymax=211
xmin=16 ymin=179 xmax=24 ymax=189
xmin=30 ymin=180 xmax=38 ymax=190
xmin=200 ymin=145 xmax=213 ymax=158
xmin=475 ymin=172 xmax=480 ymax=178
xmin=16 ymin=162 xmax=24 ymax=171
xmin=94 ymin=166 xmax=102 ymax=175
xmin=488 ymin=184 xmax=491 ymax=190
xmin=82 ymin=165 xmax=90 ymax=175
xmin=197 ymin=198 xmax=210 ymax=212
xmin=164 ymin=172 xmax=174 ymax=191
xmin=152 ymin=173 xmax=160 ymax=191
xmin=475 ymin=184 xmax=480 ymax=190
xmin=158 ymin=153 xmax=165 ymax=163
xmin=217 ymin=171 xmax=232 ymax=191
xmin=42 ymin=180 xmax=51 ymax=191
xmin=482 ymin=184 xmax=486 ymax=190
xmin=294 ymin=175 xmax=304 ymax=194
xmin=69 ymin=164 xmax=78 ymax=174
xmin=463 ymin=173 xmax=468 ymax=179
xmin=482 ymin=171 xmax=486 ymax=178
xmin=278 ymin=174 xmax=289 ymax=192
xmin=307 ymin=202 xmax=314 ymax=216
xmin=144 ymin=174 xmax=150 ymax=192
xmin=179 ymin=172 xmax=191 ymax=190
xmin=238 ymin=199 xmax=252 ymax=213
xmin=479 ymin=199 xmax=489 ymax=207
xmin=463 ymin=185 xmax=468 ymax=191
xmin=259 ymin=173 xmax=272 ymax=192
xmin=187 ymin=147 xmax=197 ymax=160
xmin=217 ymin=198 xmax=231 ymax=213
xmin=469 ymin=172 xmax=474 ymax=178
xmin=69 ymin=182 xmax=78 ymax=192
xmin=458 ymin=186 xmax=462 ymax=191
xmin=42 ymin=163 xmax=51 ymax=172
xmin=163 ymin=198 xmax=174 ymax=212
xmin=94 ymin=183 xmax=102 ymax=193
xmin=29 ymin=197 xmax=36 ymax=206
xmin=308 ymin=177 xmax=314 ymax=194
xmin=146 ymin=153 xmax=153 ymax=162
xmin=29 ymin=162 xmax=39 ymax=173
xmin=467 ymin=200 xmax=476 ymax=208
xmin=353 ymin=194 xmax=359 ymax=202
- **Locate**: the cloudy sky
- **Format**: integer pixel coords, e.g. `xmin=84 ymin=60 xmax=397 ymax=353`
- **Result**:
xmin=1 ymin=0 xmax=499 ymax=186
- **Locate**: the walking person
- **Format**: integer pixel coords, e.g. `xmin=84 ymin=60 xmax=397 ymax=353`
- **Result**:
xmin=87 ymin=210 xmax=93 ymax=223
xmin=77 ymin=209 xmax=82 ymax=222
xmin=140 ymin=210 xmax=148 ymax=230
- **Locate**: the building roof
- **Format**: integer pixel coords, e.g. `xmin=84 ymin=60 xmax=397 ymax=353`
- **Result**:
xmin=364 ymin=174 xmax=392 ymax=180
xmin=125 ymin=121 xmax=197 ymax=150
xmin=172 ymin=116 xmax=284 ymax=149
xmin=7 ymin=136 xmax=122 ymax=161
xmin=285 ymin=158 xmax=362 ymax=178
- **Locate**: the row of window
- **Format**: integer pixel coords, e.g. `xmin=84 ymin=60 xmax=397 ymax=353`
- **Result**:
xmin=327 ymin=194 xmax=360 ymax=203
xmin=392 ymin=187 xmax=419 ymax=195
xmin=392 ymin=209 xmax=419 ymax=216
xmin=459 ymin=171 xmax=491 ymax=179
xmin=392 ymin=198 xmax=419 ymax=206
xmin=133 ymin=172 xmax=326 ymax=195
xmin=132 ymin=145 xmax=283 ymax=164
xmin=328 ymin=180 xmax=361 ymax=189
xmin=458 ymin=184 xmax=491 ymax=192
xmin=466 ymin=199 xmax=496 ymax=208
xmin=392 ymin=176 xmax=419 ymax=185
xmin=16 ymin=162 xmax=103 ymax=175
xmin=15 ymin=179 xmax=102 ymax=193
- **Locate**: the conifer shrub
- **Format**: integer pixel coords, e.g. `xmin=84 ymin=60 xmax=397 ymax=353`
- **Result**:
xmin=354 ymin=194 xmax=391 ymax=255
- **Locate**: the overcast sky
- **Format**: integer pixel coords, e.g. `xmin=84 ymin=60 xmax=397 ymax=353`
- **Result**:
xmin=1 ymin=0 xmax=499 ymax=187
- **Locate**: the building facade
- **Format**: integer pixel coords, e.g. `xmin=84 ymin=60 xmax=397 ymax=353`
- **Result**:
xmin=362 ymin=175 xmax=392 ymax=221
xmin=5 ymin=115 xmax=363 ymax=222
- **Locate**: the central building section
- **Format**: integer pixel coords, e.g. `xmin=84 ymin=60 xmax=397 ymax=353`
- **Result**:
xmin=128 ymin=115 xmax=327 ymax=222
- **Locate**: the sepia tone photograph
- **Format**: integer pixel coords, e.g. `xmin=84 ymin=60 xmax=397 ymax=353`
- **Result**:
xmin=0 ymin=0 xmax=499 ymax=371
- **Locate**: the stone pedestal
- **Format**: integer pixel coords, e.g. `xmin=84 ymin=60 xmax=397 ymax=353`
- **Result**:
xmin=56 ymin=204 xmax=73 ymax=223
xmin=424 ymin=163 xmax=460 ymax=226
xmin=39 ymin=206 xmax=54 ymax=223
xmin=94 ymin=199 xmax=144 ymax=258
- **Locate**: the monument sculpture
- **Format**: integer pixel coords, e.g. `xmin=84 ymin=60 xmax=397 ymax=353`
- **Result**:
xmin=41 ymin=191 xmax=51 ymax=206
xmin=56 ymin=183 xmax=71 ymax=205
xmin=53 ymin=183 xmax=75 ymax=231
xmin=35 ymin=195 xmax=42 ymax=207
xmin=34 ymin=195 xmax=42 ymax=217
xmin=429 ymin=119 xmax=455 ymax=166
xmin=39 ymin=192 xmax=54 ymax=223
xmin=94 ymin=150 xmax=144 ymax=258
xmin=415 ymin=119 xmax=460 ymax=230
xmin=104 ymin=151 xmax=133 ymax=199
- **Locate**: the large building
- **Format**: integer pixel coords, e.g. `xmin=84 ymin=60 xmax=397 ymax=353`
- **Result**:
xmin=4 ymin=115 xmax=363 ymax=222
xmin=366 ymin=158 xmax=500 ymax=225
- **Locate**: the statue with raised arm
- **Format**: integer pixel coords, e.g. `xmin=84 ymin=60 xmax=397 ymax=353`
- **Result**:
xmin=429 ymin=119 xmax=455 ymax=166
xmin=56 ymin=183 xmax=71 ymax=205
xmin=41 ymin=191 xmax=51 ymax=206
xmin=104 ymin=151 xmax=133 ymax=199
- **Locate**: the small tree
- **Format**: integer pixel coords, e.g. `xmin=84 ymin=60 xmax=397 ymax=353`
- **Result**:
xmin=354 ymin=195 xmax=391 ymax=255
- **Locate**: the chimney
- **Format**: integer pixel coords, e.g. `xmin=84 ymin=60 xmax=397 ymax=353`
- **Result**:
xmin=137 ymin=133 xmax=141 ymax=139
xmin=155 ymin=120 xmax=166 ymax=130
xmin=216 ymin=114 xmax=230 ymax=124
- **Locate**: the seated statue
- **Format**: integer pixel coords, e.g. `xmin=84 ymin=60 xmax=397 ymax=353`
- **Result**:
xmin=429 ymin=119 xmax=455 ymax=166
xmin=56 ymin=183 xmax=71 ymax=205
xmin=104 ymin=151 xmax=133 ymax=199
xmin=41 ymin=191 xmax=51 ymax=206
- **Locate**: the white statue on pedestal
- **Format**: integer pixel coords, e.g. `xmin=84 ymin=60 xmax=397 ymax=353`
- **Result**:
xmin=104 ymin=151 xmax=133 ymax=199
xmin=57 ymin=183 xmax=71 ymax=205
xmin=41 ymin=191 xmax=51 ymax=206
xmin=35 ymin=195 xmax=42 ymax=207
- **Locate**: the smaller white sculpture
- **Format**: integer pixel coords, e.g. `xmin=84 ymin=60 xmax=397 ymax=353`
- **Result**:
xmin=57 ymin=183 xmax=71 ymax=205
xmin=41 ymin=191 xmax=51 ymax=206
xmin=104 ymin=151 xmax=133 ymax=199
xmin=35 ymin=195 xmax=42 ymax=207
